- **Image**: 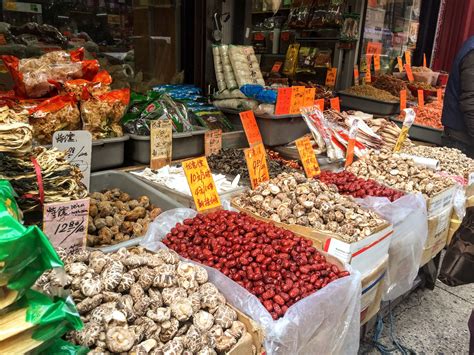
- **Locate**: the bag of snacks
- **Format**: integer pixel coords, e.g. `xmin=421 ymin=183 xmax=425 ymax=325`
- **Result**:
xmin=28 ymin=94 xmax=81 ymax=144
xmin=81 ymin=88 xmax=130 ymax=139
xmin=50 ymin=70 xmax=112 ymax=100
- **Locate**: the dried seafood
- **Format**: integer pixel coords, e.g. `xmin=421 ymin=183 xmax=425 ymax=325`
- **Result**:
xmin=347 ymin=149 xmax=454 ymax=197
xmin=365 ymin=117 xmax=412 ymax=149
xmin=36 ymin=247 xmax=252 ymax=354
xmin=372 ymin=74 xmax=412 ymax=99
xmin=233 ymin=172 xmax=387 ymax=242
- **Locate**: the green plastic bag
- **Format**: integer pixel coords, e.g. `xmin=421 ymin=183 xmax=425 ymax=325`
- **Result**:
xmin=36 ymin=338 xmax=88 ymax=355
xmin=0 ymin=180 xmax=21 ymax=221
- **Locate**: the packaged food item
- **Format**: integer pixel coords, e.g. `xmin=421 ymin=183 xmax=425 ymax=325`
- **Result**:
xmin=297 ymin=47 xmax=318 ymax=73
xmin=188 ymin=107 xmax=234 ymax=132
xmin=314 ymin=49 xmax=332 ymax=67
xmin=81 ymin=88 xmax=130 ymax=139
xmin=60 ymin=70 xmax=112 ymax=99
xmin=283 ymin=43 xmax=300 ymax=76
xmin=28 ymin=94 xmax=80 ymax=144
xmin=228 ymin=45 xmax=265 ymax=87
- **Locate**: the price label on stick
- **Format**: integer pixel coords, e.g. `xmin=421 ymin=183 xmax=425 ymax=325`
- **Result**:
xmin=423 ymin=53 xmax=427 ymax=68
xmin=303 ymin=88 xmax=316 ymax=107
xmin=244 ymin=143 xmax=270 ymax=189
xmin=290 ymin=86 xmax=306 ymax=114
xmin=53 ymin=130 xmax=92 ymax=190
xmin=314 ymin=98 xmax=325 ymax=111
xmin=275 ymin=87 xmax=292 ymax=115
xmin=405 ymin=50 xmax=411 ymax=67
xmin=437 ymin=88 xmax=443 ymax=102
xmin=354 ymin=65 xmax=360 ymax=85
xmin=295 ymin=136 xmax=320 ymax=178
xmin=240 ymin=110 xmax=262 ymax=146
xmin=417 ymin=89 xmax=424 ymax=108
xmin=330 ymin=97 xmax=340 ymax=112
xmin=271 ymin=61 xmax=283 ymax=73
xmin=405 ymin=64 xmax=414 ymax=82
xmin=150 ymin=120 xmax=172 ymax=170
xmin=182 ymin=157 xmax=221 ymax=212
xmin=325 ymin=68 xmax=337 ymax=88
xmin=345 ymin=119 xmax=359 ymax=168
xmin=204 ymin=129 xmax=222 ymax=156
xmin=397 ymin=56 xmax=403 ymax=72
xmin=400 ymin=89 xmax=407 ymax=111
xmin=394 ymin=108 xmax=416 ymax=152
xmin=374 ymin=54 xmax=381 ymax=73
xmin=43 ymin=198 xmax=90 ymax=249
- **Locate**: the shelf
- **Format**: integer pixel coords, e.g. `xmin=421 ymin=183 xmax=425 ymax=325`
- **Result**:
xmin=295 ymin=37 xmax=340 ymax=42
xmin=252 ymin=8 xmax=291 ymax=15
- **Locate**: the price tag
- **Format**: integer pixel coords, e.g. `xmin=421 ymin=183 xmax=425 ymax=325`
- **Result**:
xmin=405 ymin=50 xmax=411 ymax=67
xmin=325 ymin=68 xmax=337 ymax=88
xmin=240 ymin=110 xmax=262 ymax=146
xmin=345 ymin=119 xmax=359 ymax=168
xmin=295 ymin=136 xmax=320 ymax=178
xmin=330 ymin=97 xmax=340 ymax=112
xmin=290 ymin=86 xmax=306 ymax=114
xmin=397 ymin=56 xmax=403 ymax=72
xmin=374 ymin=54 xmax=381 ymax=73
xmin=423 ymin=53 xmax=427 ymax=68
xmin=182 ymin=157 xmax=221 ymax=212
xmin=271 ymin=61 xmax=283 ymax=73
xmin=417 ymin=89 xmax=424 ymax=108
xmin=366 ymin=53 xmax=372 ymax=71
xmin=400 ymin=89 xmax=407 ymax=111
xmin=43 ymin=198 xmax=90 ymax=248
xmin=437 ymin=88 xmax=443 ymax=102
xmin=405 ymin=64 xmax=414 ymax=82
xmin=366 ymin=41 xmax=382 ymax=55
xmin=53 ymin=130 xmax=92 ymax=190
xmin=275 ymin=87 xmax=292 ymax=115
xmin=150 ymin=120 xmax=172 ymax=170
xmin=314 ymin=98 xmax=325 ymax=111
xmin=204 ymin=129 xmax=222 ymax=156
xmin=244 ymin=143 xmax=270 ymax=189
xmin=354 ymin=65 xmax=360 ymax=85
xmin=303 ymin=88 xmax=316 ymax=107
xmin=394 ymin=108 xmax=416 ymax=152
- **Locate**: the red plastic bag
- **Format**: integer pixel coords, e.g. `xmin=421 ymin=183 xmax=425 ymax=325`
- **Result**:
xmin=51 ymin=70 xmax=112 ymax=100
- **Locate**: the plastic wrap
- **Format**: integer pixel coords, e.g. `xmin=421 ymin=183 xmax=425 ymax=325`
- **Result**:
xmin=356 ymin=193 xmax=427 ymax=301
xmin=141 ymin=208 xmax=362 ymax=355
xmin=228 ymin=45 xmax=265 ymax=87
xmin=453 ymin=184 xmax=467 ymax=220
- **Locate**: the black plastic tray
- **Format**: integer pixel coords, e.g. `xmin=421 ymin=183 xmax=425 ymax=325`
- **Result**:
xmin=339 ymin=91 xmax=400 ymax=116
xmin=389 ymin=118 xmax=442 ymax=145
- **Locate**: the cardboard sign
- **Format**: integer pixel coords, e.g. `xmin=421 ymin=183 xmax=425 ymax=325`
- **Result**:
xmin=330 ymin=97 xmax=340 ymax=112
xmin=244 ymin=143 xmax=270 ymax=189
xmin=417 ymin=89 xmax=424 ymax=108
xmin=303 ymin=88 xmax=316 ymax=107
xmin=325 ymin=68 xmax=337 ymax=88
xmin=43 ymin=198 xmax=90 ymax=248
xmin=400 ymin=89 xmax=407 ymax=111
xmin=204 ymin=129 xmax=222 ymax=156
xmin=150 ymin=120 xmax=172 ymax=170
xmin=314 ymin=98 xmax=325 ymax=111
xmin=182 ymin=157 xmax=221 ymax=212
xmin=295 ymin=136 xmax=320 ymax=178
xmin=405 ymin=50 xmax=411 ymax=67
xmin=423 ymin=53 xmax=427 ymax=68
xmin=437 ymin=88 xmax=443 ymax=102
xmin=354 ymin=65 xmax=360 ymax=85
xmin=271 ymin=61 xmax=283 ymax=73
xmin=290 ymin=86 xmax=306 ymax=114
xmin=366 ymin=41 xmax=382 ymax=55
xmin=374 ymin=54 xmax=381 ymax=72
xmin=240 ymin=110 xmax=262 ymax=146
xmin=397 ymin=56 xmax=403 ymax=72
xmin=275 ymin=87 xmax=292 ymax=115
xmin=345 ymin=119 xmax=359 ymax=168
xmin=405 ymin=64 xmax=414 ymax=82
xmin=53 ymin=130 xmax=92 ymax=190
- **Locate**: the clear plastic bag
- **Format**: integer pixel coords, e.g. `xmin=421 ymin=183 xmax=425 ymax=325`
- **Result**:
xmin=356 ymin=193 xmax=427 ymax=301
xmin=141 ymin=208 xmax=362 ymax=355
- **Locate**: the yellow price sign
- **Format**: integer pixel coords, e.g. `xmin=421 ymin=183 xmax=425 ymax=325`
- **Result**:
xmin=289 ymin=86 xmax=306 ymax=114
xmin=295 ymin=136 xmax=320 ymax=178
xmin=244 ymin=143 xmax=270 ymax=189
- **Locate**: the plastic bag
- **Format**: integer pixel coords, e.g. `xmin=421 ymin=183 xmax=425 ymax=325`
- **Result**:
xmin=55 ymin=70 xmax=112 ymax=100
xmin=141 ymin=208 xmax=362 ymax=355
xmin=356 ymin=193 xmax=427 ymax=301
xmin=28 ymin=94 xmax=80 ymax=144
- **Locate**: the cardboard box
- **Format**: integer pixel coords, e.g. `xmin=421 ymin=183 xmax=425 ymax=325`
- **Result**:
xmin=360 ymin=255 xmax=388 ymax=324
xmin=420 ymin=236 xmax=446 ymax=267
xmin=425 ymin=206 xmax=452 ymax=249
xmin=426 ymin=185 xmax=456 ymax=218
xmin=229 ymin=306 xmax=265 ymax=355
xmin=446 ymin=217 xmax=462 ymax=246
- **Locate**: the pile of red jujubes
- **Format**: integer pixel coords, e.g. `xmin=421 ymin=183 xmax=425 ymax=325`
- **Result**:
xmin=162 ymin=210 xmax=349 ymax=320
xmin=318 ymin=170 xmax=405 ymax=202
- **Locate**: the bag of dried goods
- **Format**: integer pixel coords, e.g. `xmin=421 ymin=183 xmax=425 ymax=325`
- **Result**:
xmin=51 ymin=70 xmax=112 ymax=100
xmin=28 ymin=94 xmax=81 ymax=144
xmin=81 ymin=88 xmax=130 ymax=139
xmin=0 ymin=180 xmax=21 ymax=222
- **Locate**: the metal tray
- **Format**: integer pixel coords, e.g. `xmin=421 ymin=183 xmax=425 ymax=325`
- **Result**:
xmin=128 ymin=127 xmax=208 ymax=164
xmin=89 ymin=170 xmax=184 ymax=251
xmin=338 ymin=91 xmax=400 ymax=116
xmin=389 ymin=118 xmax=442 ymax=145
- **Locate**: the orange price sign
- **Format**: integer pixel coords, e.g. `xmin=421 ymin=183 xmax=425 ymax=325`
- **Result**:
xmin=354 ymin=65 xmax=360 ymax=85
xmin=314 ymin=98 xmax=325 ymax=111
xmin=405 ymin=50 xmax=411 ymax=67
xmin=303 ymin=88 xmax=316 ymax=107
xmin=295 ymin=136 xmax=320 ymax=178
xmin=182 ymin=157 xmax=221 ymax=212
xmin=400 ymin=89 xmax=407 ymax=111
xmin=344 ymin=119 xmax=359 ymax=168
xmin=244 ymin=143 xmax=270 ymax=189
xmin=417 ymin=89 xmax=424 ymax=108
xmin=374 ymin=54 xmax=381 ymax=72
xmin=423 ymin=53 xmax=427 ymax=68
xmin=365 ymin=66 xmax=372 ymax=84
xmin=275 ymin=87 xmax=292 ymax=115
xmin=239 ymin=110 xmax=262 ymax=147
xmin=290 ymin=86 xmax=306 ymax=114
xmin=437 ymin=88 xmax=443 ymax=102
xmin=325 ymin=68 xmax=337 ymax=88
xmin=366 ymin=53 xmax=373 ymax=70
xmin=271 ymin=61 xmax=283 ymax=73
xmin=330 ymin=97 xmax=340 ymax=112
xmin=366 ymin=41 xmax=382 ymax=55
xmin=397 ymin=56 xmax=403 ymax=72
xmin=405 ymin=64 xmax=414 ymax=82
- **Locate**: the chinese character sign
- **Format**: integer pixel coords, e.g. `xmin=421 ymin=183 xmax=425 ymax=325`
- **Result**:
xmin=43 ymin=198 xmax=90 ymax=248
xmin=244 ymin=143 xmax=270 ymax=189
xmin=150 ymin=120 xmax=173 ymax=170
xmin=204 ymin=129 xmax=222 ymax=156
xmin=295 ymin=136 xmax=320 ymax=178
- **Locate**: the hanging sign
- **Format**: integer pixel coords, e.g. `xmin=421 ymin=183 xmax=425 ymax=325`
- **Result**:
xmin=303 ymin=88 xmax=316 ymax=107
xmin=275 ymin=87 xmax=292 ymax=115
xmin=345 ymin=119 xmax=359 ymax=168
xmin=330 ymin=97 xmax=341 ymax=112
xmin=394 ymin=108 xmax=416 ymax=152
xmin=400 ymin=89 xmax=407 ymax=111
xmin=405 ymin=64 xmax=414 ymax=82
xmin=182 ymin=157 xmax=221 ymax=212
xmin=290 ymin=86 xmax=306 ymax=114
xmin=295 ymin=136 xmax=320 ymax=178
xmin=354 ymin=65 xmax=360 ymax=85
xmin=204 ymin=129 xmax=222 ymax=156
xmin=417 ymin=89 xmax=424 ymax=108
xmin=43 ymin=198 xmax=90 ymax=249
xmin=314 ymin=98 xmax=325 ymax=111
xmin=244 ymin=143 xmax=270 ymax=189
xmin=240 ymin=110 xmax=262 ymax=146
xmin=53 ymin=130 xmax=92 ymax=190
xmin=325 ymin=68 xmax=337 ymax=88
xmin=150 ymin=120 xmax=173 ymax=170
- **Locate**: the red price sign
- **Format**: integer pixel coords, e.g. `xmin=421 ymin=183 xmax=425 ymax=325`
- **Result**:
xmin=417 ymin=89 xmax=424 ymax=108
xmin=240 ymin=110 xmax=263 ymax=147
xmin=314 ymin=99 xmax=325 ymax=111
xmin=244 ymin=143 xmax=270 ymax=189
xmin=330 ymin=97 xmax=340 ymax=112
xmin=400 ymin=90 xmax=407 ymax=111
xmin=275 ymin=87 xmax=292 ymax=115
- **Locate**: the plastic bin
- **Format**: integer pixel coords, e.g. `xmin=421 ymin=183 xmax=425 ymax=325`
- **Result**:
xmin=339 ymin=91 xmax=399 ymax=116
xmin=129 ymin=127 xmax=208 ymax=164
xmin=91 ymin=135 xmax=129 ymax=171
xmin=389 ymin=118 xmax=442 ymax=145
xmin=89 ymin=170 xmax=184 ymax=252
